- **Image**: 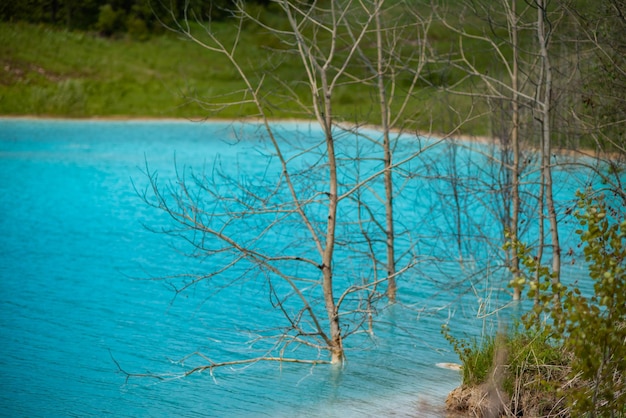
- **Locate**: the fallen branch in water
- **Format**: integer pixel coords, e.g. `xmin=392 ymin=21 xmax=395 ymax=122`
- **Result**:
xmin=109 ymin=349 xmax=330 ymax=383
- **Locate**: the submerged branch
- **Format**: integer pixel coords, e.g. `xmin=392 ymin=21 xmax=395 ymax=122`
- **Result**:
xmin=182 ymin=354 xmax=330 ymax=377
xmin=110 ymin=349 xmax=330 ymax=383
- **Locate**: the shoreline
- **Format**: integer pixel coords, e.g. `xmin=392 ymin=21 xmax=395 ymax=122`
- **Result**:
xmin=0 ymin=115 xmax=605 ymax=158
xmin=0 ymin=114 xmax=498 ymax=143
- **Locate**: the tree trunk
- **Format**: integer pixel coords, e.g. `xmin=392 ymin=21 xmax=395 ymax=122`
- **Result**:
xmin=321 ymin=128 xmax=343 ymax=364
xmin=374 ymin=0 xmax=397 ymax=302
xmin=51 ymin=0 xmax=59 ymax=24
xmin=537 ymin=0 xmax=561 ymax=288
xmin=510 ymin=0 xmax=522 ymax=301
xmin=319 ymin=65 xmax=343 ymax=364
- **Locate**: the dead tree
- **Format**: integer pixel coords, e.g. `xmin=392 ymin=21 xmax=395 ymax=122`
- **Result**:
xmin=142 ymin=0 xmax=443 ymax=366
xmin=426 ymin=0 xmax=569 ymax=303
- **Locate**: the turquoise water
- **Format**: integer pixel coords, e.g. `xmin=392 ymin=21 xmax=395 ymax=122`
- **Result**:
xmin=0 ymin=119 xmax=596 ymax=417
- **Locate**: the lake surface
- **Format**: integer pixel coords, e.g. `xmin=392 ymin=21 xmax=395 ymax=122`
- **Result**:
xmin=0 ymin=119 xmax=596 ymax=417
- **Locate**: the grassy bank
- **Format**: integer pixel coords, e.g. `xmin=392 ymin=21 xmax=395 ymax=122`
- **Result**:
xmin=1 ymin=22 xmax=221 ymax=118
xmin=444 ymin=328 xmax=573 ymax=416
xmin=0 ymin=19 xmax=489 ymax=134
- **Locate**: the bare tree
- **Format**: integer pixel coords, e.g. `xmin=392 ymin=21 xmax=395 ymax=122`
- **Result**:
xmin=142 ymin=0 xmax=442 ymax=366
xmin=425 ymin=0 xmax=534 ymax=302
xmin=425 ymin=0 xmax=577 ymax=303
xmin=556 ymin=0 xmax=626 ymax=204
xmin=535 ymin=0 xmax=561 ymax=290
xmin=338 ymin=0 xmax=435 ymax=302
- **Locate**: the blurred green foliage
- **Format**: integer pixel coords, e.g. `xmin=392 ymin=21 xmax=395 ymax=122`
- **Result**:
xmin=1 ymin=0 xmax=271 ymax=34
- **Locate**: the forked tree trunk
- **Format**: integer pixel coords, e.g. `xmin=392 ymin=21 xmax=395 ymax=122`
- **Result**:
xmin=537 ymin=0 xmax=561 ymax=288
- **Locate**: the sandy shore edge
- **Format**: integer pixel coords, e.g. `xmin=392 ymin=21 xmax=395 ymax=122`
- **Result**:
xmin=1 ymin=115 xmax=605 ymax=157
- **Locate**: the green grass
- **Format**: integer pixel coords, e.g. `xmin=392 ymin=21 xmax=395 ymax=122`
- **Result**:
xmin=0 ymin=18 xmax=493 ymax=135
xmin=445 ymin=325 xmax=577 ymax=416
xmin=2 ymin=1 xmax=603 ymax=141
xmin=0 ymin=22 xmax=226 ymax=118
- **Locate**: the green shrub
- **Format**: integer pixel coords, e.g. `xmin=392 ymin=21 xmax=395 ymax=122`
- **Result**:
xmin=126 ymin=15 xmax=149 ymax=41
xmin=515 ymin=191 xmax=626 ymax=417
xmin=96 ymin=4 xmax=124 ymax=37
xmin=446 ymin=191 xmax=625 ymax=417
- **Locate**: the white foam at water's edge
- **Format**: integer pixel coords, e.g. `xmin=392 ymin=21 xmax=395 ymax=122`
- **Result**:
xmin=436 ymin=362 xmax=463 ymax=371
